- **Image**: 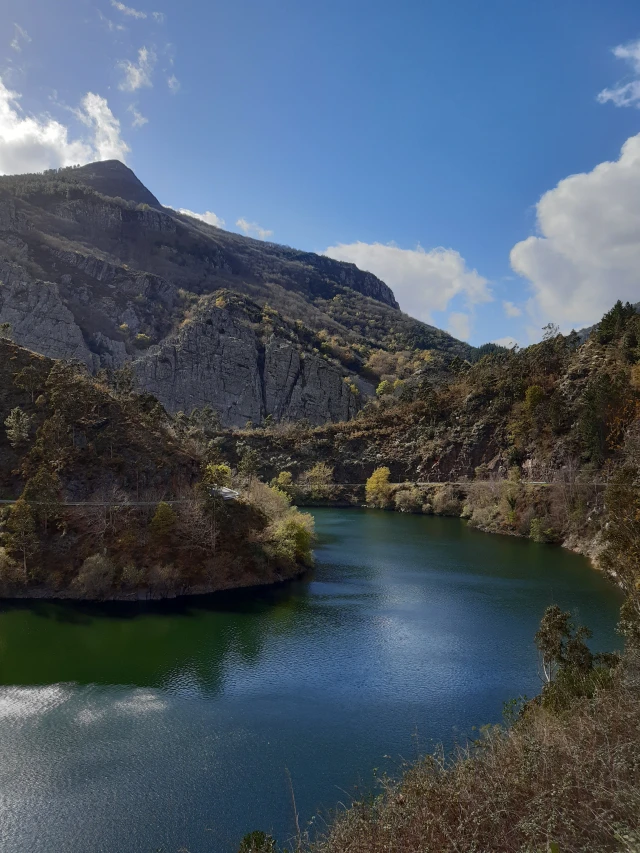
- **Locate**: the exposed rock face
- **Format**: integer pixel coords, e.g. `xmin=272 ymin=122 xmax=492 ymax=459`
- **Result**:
xmin=0 ymin=161 xmax=474 ymax=426
xmin=0 ymin=269 xmax=94 ymax=366
xmin=133 ymin=300 xmax=360 ymax=426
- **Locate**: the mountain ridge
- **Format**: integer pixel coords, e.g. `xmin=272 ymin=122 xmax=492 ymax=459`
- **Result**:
xmin=0 ymin=161 xmax=475 ymax=425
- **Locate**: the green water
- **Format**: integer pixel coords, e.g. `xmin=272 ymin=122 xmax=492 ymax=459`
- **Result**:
xmin=0 ymin=509 xmax=623 ymax=852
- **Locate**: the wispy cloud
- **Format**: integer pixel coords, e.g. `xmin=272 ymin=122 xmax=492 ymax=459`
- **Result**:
xmin=236 ymin=217 xmax=273 ymax=240
xmin=98 ymin=10 xmax=125 ymax=32
xmin=167 ymin=74 xmax=180 ymax=93
xmin=10 ymin=24 xmax=31 ymax=53
xmin=597 ymin=39 xmax=640 ymax=108
xmin=128 ymin=105 xmax=148 ymax=128
xmin=502 ymin=300 xmax=522 ymax=318
xmin=152 ymin=11 xmax=166 ymax=23
xmin=118 ymin=46 xmax=156 ymax=92
xmin=110 ymin=0 xmax=147 ymax=19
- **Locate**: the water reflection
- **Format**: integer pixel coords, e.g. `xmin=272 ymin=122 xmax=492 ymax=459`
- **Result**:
xmin=0 ymin=509 xmax=624 ymax=853
xmin=0 ymin=579 xmax=317 ymax=693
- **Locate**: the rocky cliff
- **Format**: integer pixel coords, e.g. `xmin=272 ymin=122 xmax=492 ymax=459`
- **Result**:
xmin=0 ymin=162 xmax=474 ymax=425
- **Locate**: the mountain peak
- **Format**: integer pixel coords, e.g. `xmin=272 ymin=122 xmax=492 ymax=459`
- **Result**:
xmin=73 ymin=160 xmax=161 ymax=208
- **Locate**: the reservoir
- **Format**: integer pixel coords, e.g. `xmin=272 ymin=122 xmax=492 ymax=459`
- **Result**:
xmin=0 ymin=509 xmax=623 ymax=852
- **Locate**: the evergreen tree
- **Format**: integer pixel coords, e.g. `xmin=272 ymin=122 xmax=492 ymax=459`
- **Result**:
xmin=4 ymin=407 xmax=31 ymax=448
xmin=6 ymin=498 xmax=38 ymax=578
xmin=149 ymin=502 xmax=178 ymax=542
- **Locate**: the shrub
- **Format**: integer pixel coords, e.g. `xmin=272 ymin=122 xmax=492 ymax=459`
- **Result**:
xmin=268 ymin=510 xmax=315 ymax=566
xmin=73 ymin=554 xmax=116 ymax=598
xmin=394 ymin=487 xmax=421 ymax=513
xmin=120 ymin=564 xmax=146 ymax=589
xmin=432 ymin=485 xmax=462 ymax=516
xmin=134 ymin=333 xmax=152 ymax=348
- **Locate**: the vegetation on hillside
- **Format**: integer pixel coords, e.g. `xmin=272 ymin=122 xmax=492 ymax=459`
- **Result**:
xmin=222 ymin=301 xmax=640 ymax=560
xmin=0 ymin=341 xmax=314 ymax=599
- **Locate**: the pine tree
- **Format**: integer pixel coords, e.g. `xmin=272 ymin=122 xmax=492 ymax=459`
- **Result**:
xmin=4 ymin=407 xmax=31 ymax=448
xmin=6 ymin=498 xmax=38 ymax=579
xmin=149 ymin=502 xmax=178 ymax=542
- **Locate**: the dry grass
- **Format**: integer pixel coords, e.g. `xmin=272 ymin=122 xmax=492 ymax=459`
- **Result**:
xmin=306 ymin=671 xmax=640 ymax=853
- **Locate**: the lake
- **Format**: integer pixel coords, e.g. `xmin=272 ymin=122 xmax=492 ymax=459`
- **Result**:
xmin=0 ymin=509 xmax=623 ymax=853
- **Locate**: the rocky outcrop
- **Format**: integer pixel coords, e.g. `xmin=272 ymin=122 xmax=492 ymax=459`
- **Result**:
xmin=133 ymin=299 xmax=360 ymax=426
xmin=0 ymin=269 xmax=94 ymax=366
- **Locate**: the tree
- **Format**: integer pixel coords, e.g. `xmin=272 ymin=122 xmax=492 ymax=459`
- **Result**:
xmin=600 ymin=466 xmax=640 ymax=644
xmin=534 ymin=605 xmax=593 ymax=684
xmin=366 ymin=466 xmax=392 ymax=508
xmin=238 ymin=447 xmax=260 ymax=482
xmin=303 ymin=462 xmax=334 ymax=500
xmin=14 ymin=364 xmax=45 ymax=402
xmin=22 ymin=468 xmax=62 ymax=533
xmin=270 ymin=470 xmax=295 ymax=498
xmin=376 ymin=379 xmax=393 ymax=397
xmin=149 ymin=501 xmax=177 ymax=542
xmin=203 ymin=463 xmax=232 ymax=489
xmin=237 ymin=830 xmax=276 ymax=853
xmin=4 ymin=407 xmax=31 ymax=448
xmin=5 ymin=498 xmax=38 ymax=579
xmin=596 ymin=300 xmax=637 ymax=345
xmin=0 ymin=322 xmax=12 ymax=340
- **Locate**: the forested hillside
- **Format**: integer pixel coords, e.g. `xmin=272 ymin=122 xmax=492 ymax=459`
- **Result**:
xmin=0 ymin=339 xmax=314 ymax=599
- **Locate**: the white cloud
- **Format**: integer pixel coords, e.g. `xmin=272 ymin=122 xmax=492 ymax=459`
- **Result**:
xmin=323 ymin=242 xmax=491 ymax=323
xmin=152 ymin=11 xmax=166 ymax=23
xmin=493 ymin=336 xmax=519 ymax=349
xmin=167 ymin=74 xmax=180 ymax=93
xmin=175 ymin=207 xmax=225 ymax=228
xmin=118 ymin=46 xmax=156 ymax=92
xmin=510 ymin=132 xmax=640 ymax=330
xmin=597 ymin=39 xmax=640 ymax=108
xmin=0 ymin=78 xmax=129 ymax=174
xmin=236 ymin=217 xmax=273 ymax=240
xmin=111 ymin=0 xmax=147 ymax=19
xmin=75 ymin=93 xmax=131 ymax=161
xmin=447 ymin=312 xmax=471 ymax=341
xmin=502 ymin=300 xmax=522 ymax=317
xmin=10 ymin=24 xmax=31 ymax=53
xmin=128 ymin=105 xmax=148 ymax=128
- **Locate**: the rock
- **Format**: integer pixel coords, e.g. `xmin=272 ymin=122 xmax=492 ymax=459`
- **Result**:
xmin=133 ymin=298 xmax=360 ymax=426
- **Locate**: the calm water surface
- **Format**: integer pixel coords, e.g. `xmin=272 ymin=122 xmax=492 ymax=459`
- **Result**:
xmin=0 ymin=509 xmax=623 ymax=852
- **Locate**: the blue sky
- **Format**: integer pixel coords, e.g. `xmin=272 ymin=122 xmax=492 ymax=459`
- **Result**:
xmin=2 ymin=0 xmax=640 ymax=345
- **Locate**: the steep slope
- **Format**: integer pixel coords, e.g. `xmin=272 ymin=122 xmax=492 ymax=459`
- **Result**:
xmin=0 ymin=340 xmax=313 ymax=599
xmin=0 ymin=162 xmax=474 ymax=425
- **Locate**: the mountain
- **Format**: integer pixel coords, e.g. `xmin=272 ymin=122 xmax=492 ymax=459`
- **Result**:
xmin=0 ymin=161 xmax=475 ymax=426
